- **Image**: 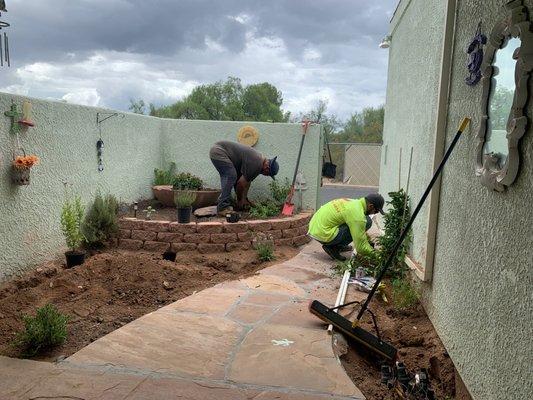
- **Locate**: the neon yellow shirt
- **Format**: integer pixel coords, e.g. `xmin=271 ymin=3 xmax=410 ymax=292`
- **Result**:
xmin=308 ymin=198 xmax=373 ymax=256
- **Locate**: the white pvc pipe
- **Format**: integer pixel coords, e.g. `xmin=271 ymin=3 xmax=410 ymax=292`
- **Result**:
xmin=328 ymin=270 xmax=351 ymax=334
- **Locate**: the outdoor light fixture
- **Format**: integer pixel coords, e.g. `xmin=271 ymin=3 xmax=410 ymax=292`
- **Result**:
xmin=379 ymin=34 xmax=392 ymax=49
xmin=133 ymin=201 xmax=138 ymax=218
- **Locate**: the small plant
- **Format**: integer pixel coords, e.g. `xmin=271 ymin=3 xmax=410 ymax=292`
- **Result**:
xmin=12 ymin=154 xmax=40 ymax=169
xmin=333 ymin=253 xmax=379 ymax=277
xmin=256 ymin=242 xmax=275 ymax=261
xmin=61 ymin=196 xmax=85 ymax=251
xmin=175 ymin=191 xmax=197 ymax=208
xmin=249 ymin=199 xmax=281 ymax=218
xmin=14 ymin=304 xmax=69 ymax=356
xmin=144 ymin=206 xmax=156 ymax=220
xmin=391 ymin=278 xmax=420 ymax=309
xmin=376 ymin=189 xmax=412 ymax=279
xmin=253 ymin=232 xmax=276 ymax=262
xmin=82 ymin=193 xmax=119 ymax=247
xmin=154 ymin=162 xmax=177 ymax=185
xmin=269 ymin=178 xmax=291 ymax=205
xmin=173 ymin=172 xmax=203 ymax=190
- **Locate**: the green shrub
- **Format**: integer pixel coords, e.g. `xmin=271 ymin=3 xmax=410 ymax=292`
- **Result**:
xmin=376 ymin=189 xmax=412 ymax=279
xmin=15 ymin=304 xmax=69 ymax=356
xmin=256 ymin=242 xmax=275 ymax=262
xmin=391 ymin=278 xmax=420 ymax=309
xmin=269 ymin=178 xmax=291 ymax=205
xmin=173 ymin=172 xmax=204 ymax=190
xmin=154 ymin=162 xmax=177 ymax=185
xmin=175 ymin=191 xmax=197 ymax=208
xmin=61 ymin=196 xmax=85 ymax=251
xmin=83 ymin=193 xmax=119 ymax=247
xmin=249 ymin=199 xmax=281 ymax=218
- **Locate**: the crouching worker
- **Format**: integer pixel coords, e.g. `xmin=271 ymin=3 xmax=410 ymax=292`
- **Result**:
xmin=209 ymin=140 xmax=279 ymax=216
xmin=307 ymin=194 xmax=385 ymax=261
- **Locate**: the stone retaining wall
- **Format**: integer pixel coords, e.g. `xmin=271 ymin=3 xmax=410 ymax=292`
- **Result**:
xmin=118 ymin=213 xmax=312 ymax=254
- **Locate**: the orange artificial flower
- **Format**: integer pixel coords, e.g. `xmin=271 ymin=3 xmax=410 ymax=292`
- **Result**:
xmin=12 ymin=155 xmax=40 ymax=169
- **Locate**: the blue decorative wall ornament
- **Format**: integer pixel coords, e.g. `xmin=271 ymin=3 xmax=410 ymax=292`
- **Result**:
xmin=465 ymin=22 xmax=487 ymax=86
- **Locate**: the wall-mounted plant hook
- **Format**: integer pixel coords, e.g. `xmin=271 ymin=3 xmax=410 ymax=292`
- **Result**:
xmin=96 ymin=112 xmax=125 ymax=125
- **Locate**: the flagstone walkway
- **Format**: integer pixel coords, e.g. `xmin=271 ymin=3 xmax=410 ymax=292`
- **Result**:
xmin=1 ymin=242 xmax=365 ymax=399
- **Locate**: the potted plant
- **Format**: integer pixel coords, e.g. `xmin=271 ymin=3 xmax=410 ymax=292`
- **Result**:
xmin=173 ymin=172 xmax=220 ymax=209
xmin=11 ymin=153 xmax=39 ymax=185
xmin=60 ymin=196 xmax=86 ymax=268
xmin=175 ymin=191 xmax=196 ymax=223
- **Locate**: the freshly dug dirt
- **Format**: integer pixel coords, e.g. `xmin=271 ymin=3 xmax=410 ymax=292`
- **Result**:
xmin=125 ymin=200 xmax=293 ymax=222
xmin=340 ymin=293 xmax=456 ymax=399
xmin=0 ymin=247 xmax=298 ymax=361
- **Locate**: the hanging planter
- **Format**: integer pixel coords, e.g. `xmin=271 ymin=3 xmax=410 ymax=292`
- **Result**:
xmin=11 ymin=152 xmax=39 ymax=186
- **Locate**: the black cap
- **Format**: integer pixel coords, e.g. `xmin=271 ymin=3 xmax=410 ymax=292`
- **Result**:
xmin=365 ymin=193 xmax=385 ymax=215
xmin=268 ymin=156 xmax=279 ymax=179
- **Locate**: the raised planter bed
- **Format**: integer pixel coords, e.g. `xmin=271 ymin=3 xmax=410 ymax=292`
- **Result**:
xmin=152 ymin=185 xmax=220 ymax=209
xmin=118 ymin=212 xmax=313 ymax=253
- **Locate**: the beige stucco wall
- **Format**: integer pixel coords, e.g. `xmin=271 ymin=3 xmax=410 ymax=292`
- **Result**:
xmin=382 ymin=1 xmax=533 ymax=399
xmin=0 ymin=93 xmax=321 ymax=281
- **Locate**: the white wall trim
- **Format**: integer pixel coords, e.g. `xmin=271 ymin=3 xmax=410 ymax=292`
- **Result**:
xmin=421 ymin=0 xmax=459 ymax=282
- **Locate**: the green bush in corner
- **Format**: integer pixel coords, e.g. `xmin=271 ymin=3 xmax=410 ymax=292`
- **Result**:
xmin=15 ymin=304 xmax=69 ymax=356
xmin=83 ymin=193 xmax=119 ymax=247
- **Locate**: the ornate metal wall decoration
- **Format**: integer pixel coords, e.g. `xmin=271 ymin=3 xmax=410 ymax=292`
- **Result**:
xmin=465 ymin=22 xmax=487 ymax=86
xmin=476 ymin=0 xmax=533 ymax=191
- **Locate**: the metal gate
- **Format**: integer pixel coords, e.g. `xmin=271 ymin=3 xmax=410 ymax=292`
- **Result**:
xmin=323 ymin=143 xmax=382 ymax=187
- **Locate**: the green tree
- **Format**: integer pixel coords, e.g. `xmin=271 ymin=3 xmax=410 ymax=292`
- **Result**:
xmin=129 ymin=99 xmax=146 ymax=115
xmin=149 ymin=77 xmax=287 ymax=122
xmin=243 ymin=82 xmax=286 ymax=122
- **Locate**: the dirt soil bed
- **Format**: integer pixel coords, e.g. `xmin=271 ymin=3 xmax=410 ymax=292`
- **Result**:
xmin=126 ymin=200 xmax=293 ymax=222
xmin=0 ymin=247 xmax=298 ymax=361
xmin=340 ymin=289 xmax=456 ymax=399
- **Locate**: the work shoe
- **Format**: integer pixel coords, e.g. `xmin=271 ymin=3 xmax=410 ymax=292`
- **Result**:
xmin=322 ymin=245 xmax=347 ymax=261
xmin=340 ymin=245 xmax=353 ymax=253
xmin=217 ymin=206 xmax=233 ymax=217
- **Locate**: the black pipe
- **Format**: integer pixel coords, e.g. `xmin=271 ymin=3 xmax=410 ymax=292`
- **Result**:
xmin=355 ymin=118 xmax=471 ymax=322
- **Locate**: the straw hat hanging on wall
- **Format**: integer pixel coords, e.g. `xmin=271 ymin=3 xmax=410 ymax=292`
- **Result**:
xmin=237 ymin=125 xmax=259 ymax=147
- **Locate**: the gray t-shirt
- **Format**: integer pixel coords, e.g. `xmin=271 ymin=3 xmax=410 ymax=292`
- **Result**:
xmin=210 ymin=141 xmax=264 ymax=181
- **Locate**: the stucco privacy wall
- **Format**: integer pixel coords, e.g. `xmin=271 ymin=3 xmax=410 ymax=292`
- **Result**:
xmin=380 ymin=0 xmax=447 ymax=264
xmin=0 ymin=93 xmax=162 ymax=280
xmin=386 ymin=1 xmax=533 ymax=399
xmin=0 ymin=93 xmax=321 ymax=280
xmin=161 ymin=119 xmax=321 ymax=210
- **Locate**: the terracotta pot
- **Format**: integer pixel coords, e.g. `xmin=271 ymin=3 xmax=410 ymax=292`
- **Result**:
xmin=153 ymin=186 xmax=221 ymax=209
xmin=12 ymin=167 xmax=31 ymax=185
xmin=152 ymin=185 xmax=175 ymax=207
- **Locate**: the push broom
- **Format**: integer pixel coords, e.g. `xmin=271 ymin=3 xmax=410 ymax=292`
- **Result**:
xmin=310 ymin=117 xmax=471 ymax=360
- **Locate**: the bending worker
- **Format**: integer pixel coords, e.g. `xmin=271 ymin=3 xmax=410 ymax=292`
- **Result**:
xmin=209 ymin=140 xmax=279 ymax=216
xmin=307 ymin=194 xmax=385 ymax=261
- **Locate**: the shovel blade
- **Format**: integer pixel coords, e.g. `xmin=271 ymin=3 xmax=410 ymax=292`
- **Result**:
xmin=282 ymin=202 xmax=294 ymax=216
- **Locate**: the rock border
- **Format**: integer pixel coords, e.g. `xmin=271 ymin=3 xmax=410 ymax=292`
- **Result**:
xmin=118 ymin=213 xmax=312 ymax=253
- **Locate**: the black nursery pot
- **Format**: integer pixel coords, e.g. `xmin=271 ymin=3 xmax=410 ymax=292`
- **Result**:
xmin=177 ymin=206 xmax=192 ymax=223
xmin=163 ymin=250 xmax=177 ymax=262
xmin=65 ymin=250 xmax=86 ymax=268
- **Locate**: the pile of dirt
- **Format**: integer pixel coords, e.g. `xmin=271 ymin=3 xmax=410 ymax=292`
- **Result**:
xmin=340 ymin=297 xmax=456 ymax=399
xmin=0 ymin=247 xmax=298 ymax=361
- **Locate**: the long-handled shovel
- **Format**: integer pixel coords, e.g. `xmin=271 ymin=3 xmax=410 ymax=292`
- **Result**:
xmin=282 ymin=120 xmax=312 ymax=216
xmin=310 ymin=117 xmax=471 ymax=360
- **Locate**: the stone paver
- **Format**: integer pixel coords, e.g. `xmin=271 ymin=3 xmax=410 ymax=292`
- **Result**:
xmin=0 ymin=242 xmax=365 ymax=399
xmin=69 ymin=311 xmax=243 ymax=379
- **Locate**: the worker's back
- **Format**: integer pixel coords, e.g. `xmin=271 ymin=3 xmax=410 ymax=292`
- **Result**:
xmin=308 ymin=198 xmax=366 ymax=243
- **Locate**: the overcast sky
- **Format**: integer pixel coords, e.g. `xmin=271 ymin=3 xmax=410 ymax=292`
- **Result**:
xmin=0 ymin=0 xmax=398 ymax=121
